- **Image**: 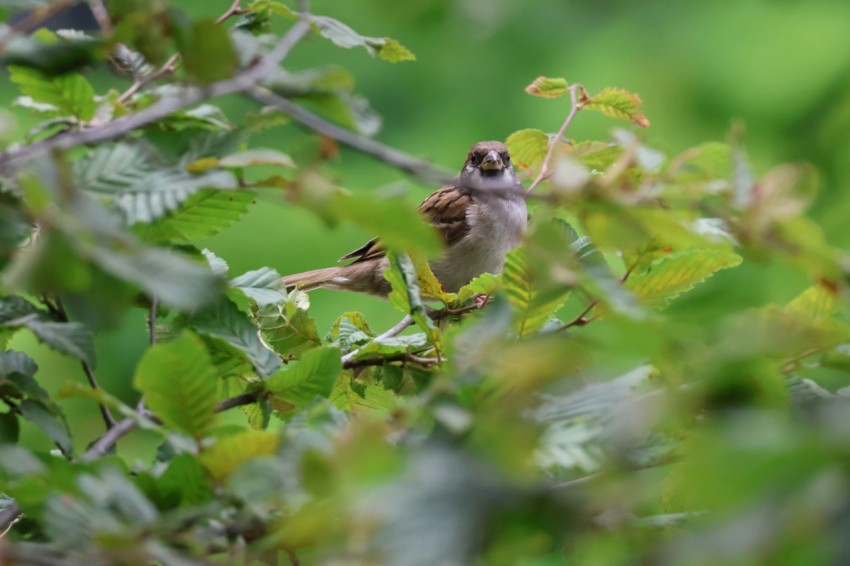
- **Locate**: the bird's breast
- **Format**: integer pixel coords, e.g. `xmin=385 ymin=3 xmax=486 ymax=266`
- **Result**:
xmin=430 ymin=194 xmax=527 ymax=292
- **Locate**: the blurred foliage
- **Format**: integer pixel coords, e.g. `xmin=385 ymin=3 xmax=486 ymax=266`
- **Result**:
xmin=1 ymin=0 xmax=850 ymax=564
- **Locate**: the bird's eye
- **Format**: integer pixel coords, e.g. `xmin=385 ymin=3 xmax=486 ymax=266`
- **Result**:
xmin=502 ymin=153 xmax=510 ymax=163
xmin=469 ymin=154 xmax=478 ymax=165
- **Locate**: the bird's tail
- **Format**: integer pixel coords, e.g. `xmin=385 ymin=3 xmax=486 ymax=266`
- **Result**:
xmin=282 ymin=266 xmax=349 ymax=292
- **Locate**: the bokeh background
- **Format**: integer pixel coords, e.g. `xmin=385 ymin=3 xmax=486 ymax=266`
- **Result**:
xmin=3 ymin=0 xmax=850 ymax=457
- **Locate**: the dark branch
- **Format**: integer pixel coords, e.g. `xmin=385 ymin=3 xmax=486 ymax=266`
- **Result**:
xmin=248 ymin=87 xmax=456 ymax=186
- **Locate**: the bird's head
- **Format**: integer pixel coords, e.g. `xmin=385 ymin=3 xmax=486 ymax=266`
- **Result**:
xmin=458 ymin=140 xmax=518 ymax=191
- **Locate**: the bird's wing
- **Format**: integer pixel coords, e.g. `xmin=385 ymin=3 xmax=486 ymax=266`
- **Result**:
xmin=338 ymin=185 xmax=472 ymax=264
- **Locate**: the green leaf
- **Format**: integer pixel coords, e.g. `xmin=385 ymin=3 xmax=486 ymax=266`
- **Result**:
xmin=133 ymin=331 xmax=217 ymax=439
xmin=307 ymin=15 xmax=415 ymax=62
xmin=583 ymin=87 xmax=650 ymax=128
xmin=304 ymin=91 xmax=382 ymax=136
xmin=7 ymin=65 xmax=96 ymax=120
xmin=264 ymin=347 xmax=342 ymax=410
xmin=253 ymin=299 xmax=322 ymax=357
xmin=626 ymin=248 xmax=743 ymax=308
xmin=503 ymin=248 xmax=569 ymax=336
xmin=327 ymin=311 xmax=374 ymax=352
xmin=787 ymin=284 xmax=839 ymax=319
xmin=0 ymin=411 xmax=19 ymax=443
xmin=133 ymin=189 xmax=255 ymax=244
xmin=24 ymin=319 xmax=96 ymax=368
xmin=229 ymin=266 xmax=287 ymax=306
xmin=191 ymin=298 xmax=282 ymax=378
xmin=524 ymin=76 xmax=568 ymax=98
xmin=457 ymin=273 xmax=501 ymax=304
xmin=19 ymin=399 xmax=72 ymax=456
xmin=505 ymin=129 xmax=550 ymax=171
xmin=385 ymin=252 xmax=440 ymax=348
xmin=176 ymin=19 xmax=239 ymax=84
xmin=157 ymin=453 xmax=213 ymax=505
xmin=200 ymin=430 xmax=279 ymax=480
xmin=75 ymin=141 xmax=238 ymax=224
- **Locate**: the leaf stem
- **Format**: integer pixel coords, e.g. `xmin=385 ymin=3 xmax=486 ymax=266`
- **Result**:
xmin=527 ymin=84 xmax=583 ymax=193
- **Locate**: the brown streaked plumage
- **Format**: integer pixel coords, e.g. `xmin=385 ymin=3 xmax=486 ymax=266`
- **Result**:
xmin=282 ymin=141 xmax=526 ymax=296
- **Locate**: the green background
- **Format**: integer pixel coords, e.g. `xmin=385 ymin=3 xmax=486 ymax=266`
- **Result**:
xmin=2 ymin=0 xmax=849 ymax=455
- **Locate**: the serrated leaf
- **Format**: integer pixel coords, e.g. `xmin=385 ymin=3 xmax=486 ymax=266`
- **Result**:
xmin=133 ymin=331 xmax=217 ymax=439
xmin=583 ymin=87 xmax=650 ymax=128
xmin=24 ymin=319 xmax=96 ymax=367
xmin=253 ymin=301 xmax=321 ymax=356
xmin=385 ymin=252 xmax=440 ymax=349
xmin=176 ymin=19 xmax=238 ymax=84
xmin=158 ymin=453 xmax=213 ymax=505
xmin=134 ymin=189 xmax=255 ymax=244
xmin=307 ymin=15 xmax=414 ymax=62
xmin=219 ymin=149 xmax=296 ymax=169
xmin=200 ymin=430 xmax=279 ymax=480
xmin=505 ymin=128 xmax=550 ymax=171
xmin=76 ymin=141 xmax=238 ymax=224
xmin=264 ymin=347 xmax=342 ymax=410
xmin=787 ymin=285 xmax=839 ymax=319
xmin=191 ymin=298 xmax=282 ymax=378
xmin=503 ymin=248 xmax=569 ymax=336
xmin=8 ymin=65 xmax=96 ymax=120
xmin=626 ymin=248 xmax=742 ymax=308
xmin=457 ymin=273 xmax=501 ymax=304
xmin=229 ymin=266 xmax=287 ymax=306
xmin=19 ymin=398 xmax=72 ymax=456
xmin=524 ymin=76 xmax=568 ymax=98
xmin=327 ymin=312 xmax=374 ymax=352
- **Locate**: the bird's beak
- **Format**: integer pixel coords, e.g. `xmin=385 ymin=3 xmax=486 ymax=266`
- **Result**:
xmin=479 ymin=150 xmax=504 ymax=172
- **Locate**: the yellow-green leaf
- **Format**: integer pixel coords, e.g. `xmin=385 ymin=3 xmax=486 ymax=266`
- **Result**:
xmin=524 ymin=76 xmax=568 ymax=98
xmin=583 ymin=87 xmax=650 ymax=128
xmin=506 ymin=128 xmax=550 ymax=171
xmin=201 ymin=430 xmax=279 ymax=480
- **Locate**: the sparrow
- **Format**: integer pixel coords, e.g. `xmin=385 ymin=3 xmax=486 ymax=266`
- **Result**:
xmin=282 ymin=141 xmax=527 ymax=296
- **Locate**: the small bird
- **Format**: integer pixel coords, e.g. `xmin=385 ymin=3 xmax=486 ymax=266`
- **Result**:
xmin=282 ymin=141 xmax=527 ymax=296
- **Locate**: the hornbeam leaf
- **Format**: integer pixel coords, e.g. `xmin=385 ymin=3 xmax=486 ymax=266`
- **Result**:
xmin=8 ymin=65 xmax=96 ymax=120
xmin=76 ymin=141 xmax=238 ymax=224
xmin=503 ymin=248 xmax=569 ymax=336
xmin=524 ymin=76 xmax=568 ymax=99
xmin=626 ymin=248 xmax=742 ymax=308
xmin=134 ymin=189 xmax=255 ymax=244
xmin=133 ymin=331 xmax=217 ymax=439
xmin=200 ymin=430 xmax=279 ymax=480
xmin=505 ymin=129 xmax=550 ymax=171
xmin=24 ymin=319 xmax=96 ymax=367
xmin=583 ymin=87 xmax=650 ymax=128
xmin=307 ymin=15 xmax=415 ymax=62
xmin=191 ymin=298 xmax=282 ymax=378
xmin=264 ymin=347 xmax=342 ymax=410
xmin=229 ymin=266 xmax=287 ymax=306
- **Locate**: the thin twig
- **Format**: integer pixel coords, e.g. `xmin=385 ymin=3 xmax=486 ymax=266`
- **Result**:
xmin=0 ymin=502 xmax=21 ymax=537
xmin=148 ymin=297 xmax=158 ymax=346
xmin=341 ymin=315 xmax=414 ymax=365
xmin=558 ymin=255 xmax=641 ymax=332
xmin=0 ymin=18 xmax=312 ymax=174
xmin=42 ymin=298 xmax=117 ymax=429
xmin=428 ymin=302 xmax=486 ymax=321
xmin=248 ymin=87 xmax=456 ymax=186
xmin=86 ymin=0 xmax=113 ymax=34
xmin=216 ymin=390 xmax=260 ymax=412
xmin=527 ymin=84 xmax=583 ymax=193
xmin=215 ymin=0 xmax=248 ymax=24
xmin=116 ymin=53 xmax=180 ymax=105
xmin=343 ymin=352 xmax=440 ymax=370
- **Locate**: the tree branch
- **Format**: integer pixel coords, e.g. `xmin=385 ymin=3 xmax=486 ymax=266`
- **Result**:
xmin=0 ymin=18 xmax=311 ymax=175
xmin=248 ymin=87 xmax=456 ymax=186
xmin=340 ymin=315 xmax=414 ymax=366
xmin=0 ymin=502 xmax=21 ymax=537
xmin=527 ymin=84 xmax=583 ymax=193
xmin=215 ymin=0 xmax=249 ymax=24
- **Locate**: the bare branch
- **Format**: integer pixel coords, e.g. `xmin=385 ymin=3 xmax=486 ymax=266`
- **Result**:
xmin=148 ymin=297 xmax=158 ymax=346
xmin=341 ymin=315 xmax=414 ymax=366
xmin=343 ymin=351 xmax=440 ymax=370
xmin=0 ymin=0 xmax=73 ymax=54
xmin=86 ymin=0 xmax=113 ymax=34
xmin=0 ymin=18 xmax=311 ymax=175
xmin=248 ymin=87 xmax=456 ymax=186
xmin=216 ymin=390 xmax=261 ymax=412
xmin=215 ymin=0 xmax=249 ymax=24
xmin=0 ymin=501 xmax=21 ymax=537
xmin=527 ymin=84 xmax=583 ymax=193
xmin=116 ymin=52 xmax=180 ymax=105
